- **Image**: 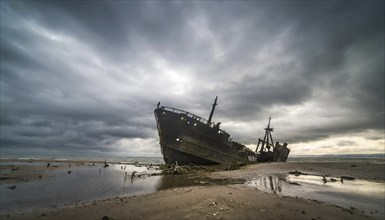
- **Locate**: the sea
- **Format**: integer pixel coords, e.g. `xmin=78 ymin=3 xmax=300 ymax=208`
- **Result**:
xmin=287 ymin=154 xmax=385 ymax=164
xmin=1 ymin=153 xmax=384 ymax=164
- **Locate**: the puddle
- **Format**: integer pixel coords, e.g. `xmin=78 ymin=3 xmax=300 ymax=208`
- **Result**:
xmin=247 ymin=174 xmax=385 ymax=218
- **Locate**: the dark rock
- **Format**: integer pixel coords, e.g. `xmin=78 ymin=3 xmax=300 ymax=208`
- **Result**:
xmin=288 ymin=182 xmax=301 ymax=186
xmin=7 ymin=185 xmax=16 ymax=190
xmin=341 ymin=176 xmax=355 ymax=180
xmin=289 ymin=170 xmax=309 ymax=176
xmin=322 ymin=175 xmax=327 ymax=183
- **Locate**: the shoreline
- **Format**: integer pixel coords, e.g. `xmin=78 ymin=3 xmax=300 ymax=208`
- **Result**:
xmin=1 ymin=161 xmax=384 ymax=219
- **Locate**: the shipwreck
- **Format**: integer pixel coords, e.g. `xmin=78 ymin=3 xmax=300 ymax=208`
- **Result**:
xmin=154 ymin=97 xmax=290 ymax=165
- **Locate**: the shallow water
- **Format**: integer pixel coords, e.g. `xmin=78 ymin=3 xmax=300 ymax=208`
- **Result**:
xmin=0 ymin=164 xmax=161 ymax=214
xmin=287 ymin=155 xmax=385 ymax=164
xmin=247 ymin=174 xmax=385 ymax=218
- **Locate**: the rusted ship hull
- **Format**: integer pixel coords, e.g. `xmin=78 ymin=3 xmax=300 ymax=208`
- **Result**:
xmin=154 ymin=106 xmax=256 ymax=165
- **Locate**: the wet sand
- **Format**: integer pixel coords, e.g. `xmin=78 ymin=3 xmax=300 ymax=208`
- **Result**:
xmin=1 ymin=161 xmax=384 ymax=220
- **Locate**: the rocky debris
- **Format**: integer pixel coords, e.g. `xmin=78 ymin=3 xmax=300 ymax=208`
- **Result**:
xmin=341 ymin=176 xmax=355 ymax=181
xmin=288 ymin=170 xmax=309 ymax=176
xmin=160 ymin=163 xmax=218 ymax=175
xmin=131 ymin=171 xmax=137 ymax=179
xmin=322 ymin=175 xmax=327 ymax=183
xmin=7 ymin=185 xmax=16 ymax=190
xmin=288 ymin=182 xmax=301 ymax=186
xmin=11 ymin=167 xmax=19 ymax=171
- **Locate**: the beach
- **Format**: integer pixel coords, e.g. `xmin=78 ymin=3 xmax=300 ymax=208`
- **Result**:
xmin=1 ymin=159 xmax=384 ymax=219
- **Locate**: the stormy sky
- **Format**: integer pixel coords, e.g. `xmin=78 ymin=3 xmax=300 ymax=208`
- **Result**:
xmin=1 ymin=1 xmax=384 ymax=157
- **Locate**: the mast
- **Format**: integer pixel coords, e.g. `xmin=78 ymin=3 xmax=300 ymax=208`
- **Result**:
xmin=207 ymin=96 xmax=218 ymax=125
xmin=256 ymin=116 xmax=274 ymax=153
xmin=265 ymin=116 xmax=274 ymax=149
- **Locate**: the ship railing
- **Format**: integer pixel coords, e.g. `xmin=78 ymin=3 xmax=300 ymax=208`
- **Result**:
xmin=161 ymin=106 xmax=228 ymax=135
xmin=161 ymin=106 xmax=210 ymax=124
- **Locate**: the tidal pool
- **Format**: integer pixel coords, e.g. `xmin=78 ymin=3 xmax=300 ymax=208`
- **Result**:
xmin=247 ymin=174 xmax=385 ymax=218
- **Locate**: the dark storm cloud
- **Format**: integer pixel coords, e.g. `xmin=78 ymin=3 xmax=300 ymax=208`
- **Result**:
xmin=1 ymin=1 xmax=384 ymax=156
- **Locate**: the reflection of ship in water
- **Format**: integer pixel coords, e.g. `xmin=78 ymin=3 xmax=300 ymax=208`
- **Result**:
xmin=247 ymin=175 xmax=282 ymax=193
xmin=154 ymin=172 xmax=282 ymax=194
xmin=154 ymin=173 xmax=245 ymax=191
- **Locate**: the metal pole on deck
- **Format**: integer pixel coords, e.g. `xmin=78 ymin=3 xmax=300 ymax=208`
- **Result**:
xmin=207 ymin=96 xmax=218 ymax=125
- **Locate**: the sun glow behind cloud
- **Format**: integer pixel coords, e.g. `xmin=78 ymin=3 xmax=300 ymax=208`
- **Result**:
xmin=154 ymin=58 xmax=192 ymax=96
